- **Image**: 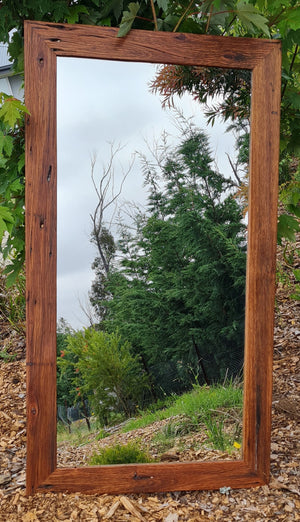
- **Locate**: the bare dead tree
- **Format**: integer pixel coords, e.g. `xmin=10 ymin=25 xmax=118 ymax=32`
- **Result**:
xmin=85 ymin=143 xmax=136 ymax=323
xmin=90 ymin=142 xmax=135 ymax=276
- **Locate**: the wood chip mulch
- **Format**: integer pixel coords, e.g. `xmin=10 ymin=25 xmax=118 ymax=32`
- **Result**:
xmin=0 ymin=240 xmax=299 ymax=521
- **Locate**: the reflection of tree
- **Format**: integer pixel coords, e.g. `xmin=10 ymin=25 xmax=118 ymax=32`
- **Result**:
xmin=59 ymin=328 xmax=149 ymax=426
xmin=151 ymin=65 xmax=251 ymax=212
xmin=101 ymin=126 xmax=247 ymax=394
xmin=56 ymin=318 xmax=91 ymax=432
xmin=150 ymin=66 xmax=251 ymax=126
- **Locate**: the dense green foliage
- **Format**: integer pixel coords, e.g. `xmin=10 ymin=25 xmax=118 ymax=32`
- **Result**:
xmin=0 ymin=267 xmax=25 ymax=362
xmin=0 ymin=94 xmax=28 ymax=285
xmin=96 ymin=128 xmax=247 ymax=392
xmin=56 ymin=319 xmax=78 ymax=407
xmin=57 ymin=327 xmax=149 ymax=425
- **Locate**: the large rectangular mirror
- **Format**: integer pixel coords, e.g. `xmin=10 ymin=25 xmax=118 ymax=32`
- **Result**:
xmin=24 ymin=21 xmax=281 ymax=495
xmin=56 ymin=57 xmax=248 ymax=469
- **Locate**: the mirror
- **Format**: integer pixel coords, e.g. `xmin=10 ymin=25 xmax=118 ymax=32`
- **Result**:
xmin=56 ymin=58 xmax=249 ymax=468
xmin=25 ymin=21 xmax=281 ymax=495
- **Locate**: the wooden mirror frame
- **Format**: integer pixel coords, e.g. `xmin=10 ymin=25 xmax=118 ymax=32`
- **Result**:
xmin=24 ymin=20 xmax=281 ymax=495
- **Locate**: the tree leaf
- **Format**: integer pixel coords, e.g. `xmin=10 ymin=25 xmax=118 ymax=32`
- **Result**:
xmin=118 ymin=2 xmax=140 ymax=37
xmin=18 ymin=152 xmax=25 ymax=173
xmin=7 ymin=31 xmax=23 ymax=63
xmin=213 ymin=0 xmax=222 ymax=9
xmin=66 ymin=5 xmax=89 ymax=24
xmin=156 ymin=0 xmax=169 ymax=11
xmin=99 ymin=0 xmax=124 ymax=20
xmin=236 ymin=1 xmax=270 ymax=36
xmin=0 ymin=205 xmax=14 ymax=240
xmin=4 ymin=257 xmax=24 ymax=287
xmin=0 ymin=96 xmax=29 ymax=128
xmin=0 ymin=133 xmax=13 ymax=156
xmin=277 ymin=213 xmax=300 ymax=244
xmin=285 ymin=90 xmax=300 ymax=109
xmin=283 ymin=7 xmax=300 ymax=31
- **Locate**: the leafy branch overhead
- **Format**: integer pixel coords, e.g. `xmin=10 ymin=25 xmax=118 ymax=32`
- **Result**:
xmin=0 ymin=0 xmax=299 ymax=284
xmin=117 ymin=0 xmax=271 ymax=37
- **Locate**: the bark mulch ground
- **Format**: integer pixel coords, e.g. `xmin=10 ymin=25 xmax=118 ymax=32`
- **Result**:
xmin=0 ymin=242 xmax=299 ymax=521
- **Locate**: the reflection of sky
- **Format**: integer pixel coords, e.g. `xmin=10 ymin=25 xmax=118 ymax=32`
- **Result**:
xmin=57 ymin=58 xmax=236 ymax=329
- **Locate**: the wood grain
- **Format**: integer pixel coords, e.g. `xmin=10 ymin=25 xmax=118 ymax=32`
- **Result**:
xmin=37 ymin=461 xmax=262 ymax=495
xmin=24 ymin=21 xmax=281 ymax=495
xmin=243 ymin=45 xmax=281 ymax=481
xmin=25 ymin=21 xmax=57 ymax=495
xmin=28 ymin=22 xmax=277 ymax=69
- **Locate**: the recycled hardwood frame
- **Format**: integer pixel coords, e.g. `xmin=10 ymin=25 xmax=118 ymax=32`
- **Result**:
xmin=24 ymin=20 xmax=281 ymax=495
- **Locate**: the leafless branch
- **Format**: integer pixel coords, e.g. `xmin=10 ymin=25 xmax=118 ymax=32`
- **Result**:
xmin=226 ymin=152 xmax=242 ymax=187
xmin=77 ymin=294 xmax=97 ymax=328
xmin=90 ymin=142 xmax=134 ymax=276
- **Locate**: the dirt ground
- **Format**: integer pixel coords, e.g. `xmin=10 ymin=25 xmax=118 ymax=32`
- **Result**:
xmin=0 ymin=242 xmax=299 ymax=521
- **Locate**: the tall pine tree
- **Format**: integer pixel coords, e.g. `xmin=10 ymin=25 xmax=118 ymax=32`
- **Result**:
xmin=101 ymin=127 xmax=247 ymax=394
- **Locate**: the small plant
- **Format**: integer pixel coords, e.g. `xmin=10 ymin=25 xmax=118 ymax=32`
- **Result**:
xmin=203 ymin=408 xmax=242 ymax=452
xmin=204 ymin=414 xmax=229 ymax=451
xmin=0 ymin=271 xmax=26 ymax=334
xmin=291 ymin=267 xmax=300 ymax=301
xmin=0 ymin=347 xmax=16 ymax=362
xmin=58 ymin=328 xmax=150 ymax=426
xmin=88 ymin=441 xmax=154 ymax=465
xmin=95 ymin=429 xmax=109 ymax=441
xmin=151 ymin=422 xmax=180 ymax=452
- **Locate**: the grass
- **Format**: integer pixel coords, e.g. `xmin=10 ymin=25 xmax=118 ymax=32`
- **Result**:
xmin=123 ymin=383 xmax=243 ymax=433
xmin=57 ymin=382 xmax=243 ymax=453
xmin=124 ymin=382 xmax=243 ymax=453
xmin=57 ymin=417 xmax=98 ymax=446
xmin=151 ymin=419 xmax=192 ymax=452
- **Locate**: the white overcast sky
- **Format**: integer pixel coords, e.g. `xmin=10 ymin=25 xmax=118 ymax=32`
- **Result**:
xmin=57 ymin=58 xmax=236 ymax=329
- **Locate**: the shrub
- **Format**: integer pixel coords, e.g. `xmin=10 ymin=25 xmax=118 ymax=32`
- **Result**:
xmin=58 ymin=328 xmax=150 ymax=426
xmin=88 ymin=441 xmax=153 ymax=465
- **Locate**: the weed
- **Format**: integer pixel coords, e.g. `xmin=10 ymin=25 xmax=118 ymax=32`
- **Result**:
xmin=202 ymin=407 xmax=242 ymax=452
xmin=204 ymin=414 xmax=229 ymax=451
xmin=0 ymin=270 xmax=25 ymax=335
xmin=95 ymin=429 xmax=109 ymax=440
xmin=151 ymin=421 xmax=181 ymax=452
xmin=0 ymin=347 xmax=16 ymax=362
xmin=57 ymin=418 xmax=97 ymax=446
